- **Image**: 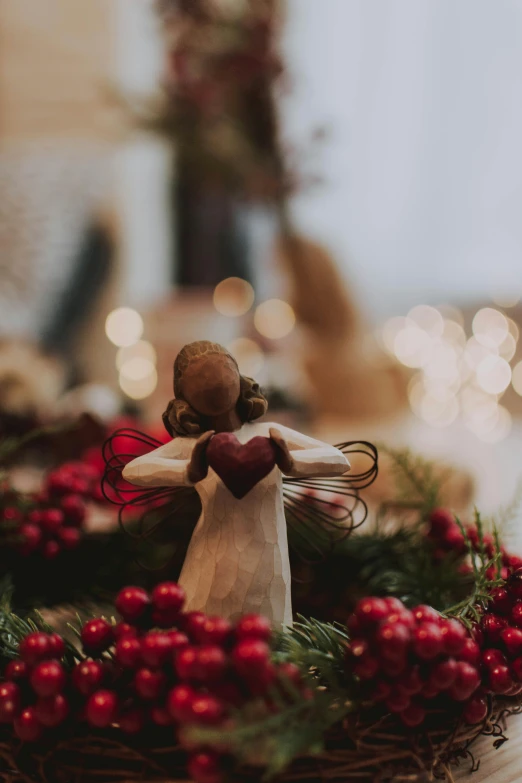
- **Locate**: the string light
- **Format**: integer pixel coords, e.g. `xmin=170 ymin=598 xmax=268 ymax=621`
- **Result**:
xmin=213 ymin=277 xmax=255 ymax=317
xmin=254 ymin=299 xmax=295 ymax=339
xmin=105 ymin=308 xmax=144 ymax=348
xmin=227 ymin=338 xmax=265 ymax=376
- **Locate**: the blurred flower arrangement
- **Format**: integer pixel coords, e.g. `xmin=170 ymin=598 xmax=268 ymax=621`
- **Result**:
xmin=380 ymin=304 xmax=522 ymax=442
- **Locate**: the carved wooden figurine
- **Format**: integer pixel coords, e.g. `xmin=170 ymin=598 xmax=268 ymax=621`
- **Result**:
xmin=122 ymin=341 xmax=350 ymax=627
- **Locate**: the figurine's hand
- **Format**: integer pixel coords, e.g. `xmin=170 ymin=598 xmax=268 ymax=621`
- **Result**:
xmin=269 ymin=428 xmax=294 ymax=474
xmin=187 ymin=430 xmax=215 ymax=484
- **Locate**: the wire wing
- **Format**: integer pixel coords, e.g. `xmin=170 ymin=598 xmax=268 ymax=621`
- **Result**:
xmin=101 ymin=429 xmax=200 ymax=563
xmin=283 ymin=441 xmax=378 ymax=562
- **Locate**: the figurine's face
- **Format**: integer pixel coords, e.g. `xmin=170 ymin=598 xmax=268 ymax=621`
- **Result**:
xmin=180 ymin=354 xmax=241 ymax=417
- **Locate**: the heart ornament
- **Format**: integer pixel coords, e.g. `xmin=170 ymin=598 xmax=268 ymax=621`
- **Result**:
xmin=206 ymin=432 xmax=278 ymax=499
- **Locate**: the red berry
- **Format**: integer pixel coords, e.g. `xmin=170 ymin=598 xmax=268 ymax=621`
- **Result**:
xmin=384 ymin=609 xmax=415 ymax=630
xmin=429 ymin=658 xmax=458 ymax=689
xmin=0 ymin=682 xmax=20 ymax=722
xmin=348 ymin=638 xmax=369 ymax=659
xmin=440 ymin=619 xmax=467 ymax=655
xmin=39 ymin=509 xmax=64 ymax=534
xmin=72 ymin=660 xmax=105 ymax=695
xmin=463 ymin=696 xmax=488 ymax=724
xmin=115 ymin=587 xmax=150 ymax=623
xmin=376 ymin=623 xmax=410 ymax=661
xmin=141 ymin=632 xmax=173 ymax=668
xmin=86 ymin=690 xmax=119 ymax=727
xmin=19 ymin=633 xmax=51 ymax=665
xmin=150 ymin=705 xmax=172 ymax=726
xmin=507 ymin=556 xmax=522 ymax=572
xmin=81 ymin=619 xmax=113 ymax=655
xmin=501 ymin=626 xmax=522 ymax=657
xmin=512 ymin=656 xmax=522 ymax=681
xmin=412 ymin=605 xmax=440 ymax=624
xmin=113 ymin=622 xmax=138 ymax=640
xmin=175 ymin=646 xmax=200 ymax=681
xmin=443 ymin=525 xmax=466 ymax=553
xmin=353 ymin=656 xmax=380 ymax=680
xmin=3 ymin=506 xmax=22 ymax=523
xmin=47 ymin=472 xmax=74 ymax=497
xmin=386 ymin=691 xmax=410 ymax=713
xmin=400 ymin=703 xmax=426 ymax=727
xmin=187 ymin=750 xmax=225 ymax=783
xmin=34 ymin=694 xmax=69 ymax=727
xmin=235 ymin=614 xmax=272 ymax=643
xmin=458 ymin=639 xmax=481 ymax=667
xmin=490 ymin=587 xmax=512 ymax=616
xmin=412 ymin=623 xmax=442 ymax=660
xmin=232 ymin=639 xmax=271 ymax=677
xmin=489 ymin=664 xmax=513 ymax=694
xmin=115 ymin=637 xmax=142 ymax=669
xmin=30 ymin=660 xmax=65 ymax=697
xmin=42 ymin=540 xmax=61 ymax=560
xmin=482 ymin=648 xmax=507 ymax=668
xmin=18 ymin=523 xmax=42 ymax=555
xmin=511 ymin=602 xmax=522 ymax=628
xmin=119 ymin=707 xmax=145 ymax=734
xmin=48 ymin=634 xmax=65 ymax=659
xmin=507 ymin=568 xmax=522 ymax=599
xmin=380 ymin=656 xmax=407 ymax=677
xmin=134 ymin=668 xmax=166 ymax=701
xmin=371 ymin=681 xmax=392 ymax=702
xmin=195 ymin=646 xmax=228 ymax=683
xmin=167 ymin=684 xmax=196 ymax=721
xmin=194 ymin=616 xmax=232 ymax=646
xmin=421 ymin=682 xmax=441 ymax=699
xmin=168 ymin=630 xmax=190 ymax=651
xmin=428 ymin=508 xmax=454 ymax=535
xmin=448 ymin=662 xmax=480 ymax=701
xmin=14 ymin=707 xmax=42 ymax=741
xmin=188 ymin=694 xmax=225 ymax=725
xmin=27 ymin=509 xmax=44 ymax=526
xmin=384 ymin=597 xmax=406 ymax=613
xmin=60 ymin=495 xmax=86 ymax=526
xmin=396 ymin=667 xmax=423 ymax=695
xmin=182 ymin=611 xmax=207 ymax=641
xmin=4 ymin=660 xmax=28 ymax=682
xmin=481 ymin=613 xmax=507 ymax=643
xmin=355 ymin=597 xmax=389 ymax=626
xmin=151 ymin=581 xmax=185 ymax=614
xmin=57 ymin=527 xmax=81 ymax=550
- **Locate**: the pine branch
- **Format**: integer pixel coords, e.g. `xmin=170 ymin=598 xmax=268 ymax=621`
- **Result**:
xmin=377 ymin=444 xmax=440 ymax=512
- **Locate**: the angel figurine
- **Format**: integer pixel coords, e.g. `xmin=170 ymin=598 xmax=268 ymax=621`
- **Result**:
xmin=120 ymin=341 xmax=352 ymax=627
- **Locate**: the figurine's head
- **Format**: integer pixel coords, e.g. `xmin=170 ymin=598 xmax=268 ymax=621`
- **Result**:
xmin=163 ymin=341 xmax=268 ymax=437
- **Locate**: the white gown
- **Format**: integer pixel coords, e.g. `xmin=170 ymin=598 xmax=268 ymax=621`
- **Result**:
xmin=122 ymin=422 xmax=349 ymax=628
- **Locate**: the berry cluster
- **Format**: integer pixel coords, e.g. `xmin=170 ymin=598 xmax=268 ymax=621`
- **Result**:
xmin=1 ymin=459 xmax=108 ymax=560
xmin=426 ymin=508 xmax=522 ymax=576
xmin=477 ymin=569 xmax=522 ymax=698
xmin=0 ymin=583 xmax=305 ymax=783
xmin=346 ymin=596 xmax=485 ymax=728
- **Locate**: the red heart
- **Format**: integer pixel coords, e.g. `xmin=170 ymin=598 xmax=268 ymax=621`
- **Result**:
xmin=206 ymin=432 xmax=278 ymax=499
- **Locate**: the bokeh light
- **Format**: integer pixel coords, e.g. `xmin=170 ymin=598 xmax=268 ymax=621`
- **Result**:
xmin=213 ymin=277 xmax=255 ymax=317
xmin=492 ymin=291 xmax=520 ymax=309
xmin=119 ymin=367 xmax=158 ymax=400
xmin=105 ymin=308 xmax=144 ymax=348
xmin=254 ymin=299 xmax=295 ymax=339
xmin=119 ymin=357 xmax=157 ymax=382
xmin=512 ymin=361 xmax=522 ymax=396
xmin=116 ymin=340 xmax=157 ymax=371
xmin=228 ymin=338 xmax=265 ymax=377
xmin=408 ymin=305 xmax=444 ymax=337
xmin=472 ymin=308 xmax=508 ymax=349
xmin=476 ymin=355 xmax=511 ymax=394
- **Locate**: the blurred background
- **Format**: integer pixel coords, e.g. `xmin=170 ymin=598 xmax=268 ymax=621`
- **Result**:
xmin=2 ymin=0 xmax=522 ymax=514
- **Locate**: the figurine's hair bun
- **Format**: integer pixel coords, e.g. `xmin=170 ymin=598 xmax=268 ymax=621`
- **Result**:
xmin=162 ymin=341 xmax=268 ymax=438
